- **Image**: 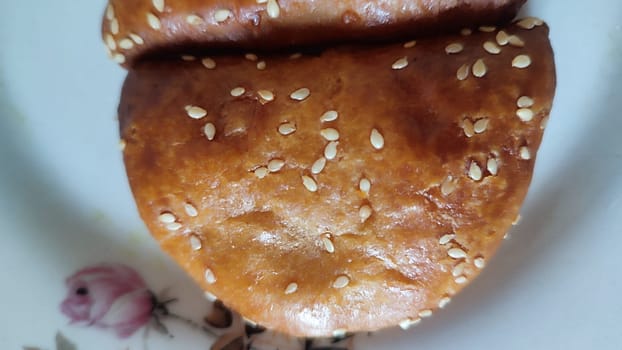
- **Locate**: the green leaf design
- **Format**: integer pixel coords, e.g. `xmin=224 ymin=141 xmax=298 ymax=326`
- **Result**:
xmin=55 ymin=332 xmax=77 ymax=350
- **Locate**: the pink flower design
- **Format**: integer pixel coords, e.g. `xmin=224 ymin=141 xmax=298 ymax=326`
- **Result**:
xmin=60 ymin=264 xmax=154 ymax=338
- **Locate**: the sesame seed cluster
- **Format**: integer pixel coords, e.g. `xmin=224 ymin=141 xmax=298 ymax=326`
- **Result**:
xmin=101 ymin=0 xmax=527 ymax=66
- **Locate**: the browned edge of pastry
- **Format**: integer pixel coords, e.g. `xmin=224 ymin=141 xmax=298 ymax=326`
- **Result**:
xmin=102 ymin=0 xmax=526 ymax=67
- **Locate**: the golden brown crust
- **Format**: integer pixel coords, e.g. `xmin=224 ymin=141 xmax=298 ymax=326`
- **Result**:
xmin=102 ymin=0 xmax=526 ymax=66
xmin=119 ymin=21 xmax=555 ymax=336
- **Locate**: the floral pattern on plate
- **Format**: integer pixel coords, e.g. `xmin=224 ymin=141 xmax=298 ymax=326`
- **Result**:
xmin=25 ymin=263 xmax=356 ymax=350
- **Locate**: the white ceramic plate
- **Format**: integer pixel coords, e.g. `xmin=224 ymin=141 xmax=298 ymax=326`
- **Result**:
xmin=1 ymin=1 xmax=621 ymax=349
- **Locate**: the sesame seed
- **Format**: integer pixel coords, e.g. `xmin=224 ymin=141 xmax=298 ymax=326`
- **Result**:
xmin=181 ymin=55 xmax=196 ymax=61
xmin=242 ymin=317 xmax=258 ymax=328
xmin=302 ymin=175 xmax=318 ymax=192
xmin=474 ymin=257 xmax=486 ymax=269
xmin=487 ymin=158 xmax=498 ymax=175
xmin=333 ymin=275 xmax=350 ymax=289
xmin=513 ymin=214 xmax=522 ymax=225
xmin=118 ymin=139 xmax=126 ymax=151
xmin=203 ymin=122 xmax=216 ymax=140
xmin=284 ymin=282 xmax=298 ymax=294
xmin=519 ymin=146 xmax=531 ymax=160
xmin=517 ymin=96 xmax=534 ymax=108
xmin=462 ymin=118 xmax=474 ymax=137
xmin=289 ymin=52 xmax=302 ymax=59
xmin=184 ymin=203 xmax=198 ymax=217
xmin=472 ymin=59 xmax=487 ymax=78
xmin=320 ymin=110 xmax=339 ymax=122
xmin=460 ymin=28 xmax=472 ymax=36
xmin=468 ymin=161 xmax=483 ymax=181
xmin=516 ymin=108 xmax=534 ymax=122
xmin=438 ymin=296 xmax=451 ymax=308
xmin=455 ymin=276 xmax=468 ymax=284
xmin=186 ymin=14 xmax=204 ymax=25
xmin=244 ymin=318 xmax=258 ymax=327
xmin=452 ymin=263 xmax=466 ymax=277
xmin=418 ymin=309 xmax=433 ymax=318
xmin=214 ymin=9 xmax=232 ymax=23
xmin=496 ymin=30 xmax=509 ymax=45
xmin=204 ymin=268 xmax=216 ymax=284
xmin=473 ymin=118 xmax=489 ymax=133
xmin=290 ymin=88 xmax=310 ymax=101
xmin=245 ymin=53 xmax=258 ymax=61
xmin=254 ymin=167 xmax=269 ymax=179
xmin=456 ymin=63 xmax=470 ymax=81
xmin=267 ymin=159 xmax=285 ymax=172
xmin=256 ymin=61 xmax=266 ymax=70
xmin=359 ymin=205 xmax=372 ymax=223
xmin=110 ymin=18 xmax=119 ymax=35
xmin=311 ymin=157 xmax=327 ymax=174
xmin=119 ymin=38 xmax=134 ymax=50
xmin=445 ymin=43 xmax=464 ymax=54
xmin=166 ymin=222 xmax=182 ymax=231
xmin=448 ymin=247 xmax=467 ymax=259
xmin=512 ymin=55 xmax=532 ymax=69
xmin=112 ymin=53 xmax=126 ymax=64
xmin=185 ymin=105 xmax=207 ymax=119
xmin=516 ymin=17 xmax=543 ymax=30
xmin=391 ymin=56 xmax=409 ymax=70
xmin=359 ymin=178 xmax=371 ymax=194
xmin=479 ymin=25 xmax=496 ymax=32
xmin=158 ymin=213 xmax=176 ymax=223
xmin=483 ymin=41 xmax=501 ymax=54
xmin=439 ymin=233 xmax=455 ymax=245
xmin=403 ymin=40 xmax=416 ymax=48
xmin=204 ymin=291 xmax=217 ymax=302
xmin=104 ymin=34 xmax=116 ymax=50
xmin=324 ymin=141 xmax=338 ymax=160
xmin=370 ymin=128 xmax=384 ymax=150
xmin=440 ymin=176 xmax=457 ymax=196
xmin=266 ymin=0 xmax=280 ymax=18
xmin=322 ymin=235 xmax=335 ymax=253
xmin=146 ymin=12 xmax=161 ymax=30
xmin=332 ymin=329 xmax=347 ymax=338
xmin=106 ymin=4 xmax=115 ymax=20
xmin=508 ymin=35 xmax=525 ymax=47
xmin=399 ymin=318 xmax=421 ymax=330
xmin=256 ymin=0 xmax=267 ymax=3
xmin=189 ymin=234 xmax=202 ymax=251
xmin=540 ymin=116 xmax=549 ymax=130
xmin=201 ymin=57 xmax=216 ymax=69
xmin=278 ymin=122 xmax=296 ymax=135
xmin=128 ymin=33 xmax=144 ymax=45
xmin=152 ymin=0 xmax=165 ymax=12
xmin=230 ymin=87 xmax=245 ymax=97
xmin=256 ymin=90 xmax=274 ymax=102
xmin=320 ymin=128 xmax=340 ymax=141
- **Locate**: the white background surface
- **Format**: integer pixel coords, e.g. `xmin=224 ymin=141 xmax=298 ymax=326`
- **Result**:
xmin=1 ymin=0 xmax=621 ymax=349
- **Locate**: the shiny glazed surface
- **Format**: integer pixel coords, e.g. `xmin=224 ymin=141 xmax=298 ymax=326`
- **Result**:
xmin=119 ymin=22 xmax=555 ymax=336
xmin=102 ymin=0 xmax=525 ymax=65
